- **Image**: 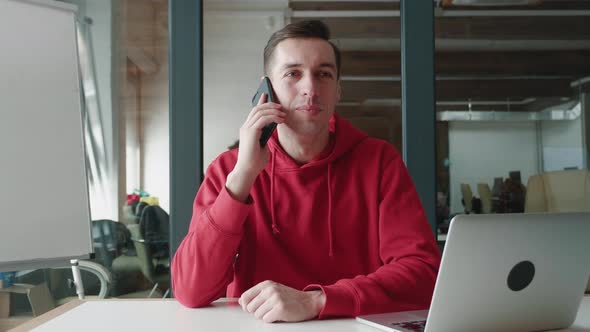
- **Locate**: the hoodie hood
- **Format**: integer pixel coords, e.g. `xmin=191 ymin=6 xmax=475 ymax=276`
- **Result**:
xmin=266 ymin=113 xmax=368 ymax=169
xmin=264 ymin=114 xmax=368 ymax=257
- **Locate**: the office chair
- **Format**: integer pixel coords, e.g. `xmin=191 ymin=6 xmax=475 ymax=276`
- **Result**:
xmin=91 ymin=219 xmax=132 ymax=268
xmin=110 ymin=204 xmax=170 ymax=297
xmin=524 ymin=170 xmax=590 ymax=293
xmin=127 ymin=223 xmax=169 ymax=296
xmin=525 ymin=170 xmax=590 ymax=213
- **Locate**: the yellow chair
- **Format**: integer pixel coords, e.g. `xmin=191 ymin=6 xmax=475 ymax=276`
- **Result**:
xmin=524 ymin=170 xmax=590 ymax=213
xmin=524 ymin=170 xmax=590 ymax=293
xmin=477 ymin=183 xmax=493 ymax=214
xmin=460 ymin=183 xmax=473 ymax=213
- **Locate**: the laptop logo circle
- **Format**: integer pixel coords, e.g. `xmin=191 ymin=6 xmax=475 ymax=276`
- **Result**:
xmin=507 ymin=260 xmax=535 ymax=291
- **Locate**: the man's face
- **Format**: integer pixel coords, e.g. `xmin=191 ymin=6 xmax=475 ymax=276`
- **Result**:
xmin=268 ymin=38 xmax=341 ymax=137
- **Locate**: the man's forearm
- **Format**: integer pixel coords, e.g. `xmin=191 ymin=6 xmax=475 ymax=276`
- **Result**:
xmin=225 ymin=169 xmax=257 ymax=202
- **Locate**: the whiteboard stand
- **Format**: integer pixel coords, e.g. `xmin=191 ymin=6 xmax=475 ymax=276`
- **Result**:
xmin=70 ymin=260 xmax=85 ymax=300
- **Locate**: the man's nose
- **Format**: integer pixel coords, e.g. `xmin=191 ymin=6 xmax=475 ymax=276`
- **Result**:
xmin=299 ymin=75 xmax=319 ymax=97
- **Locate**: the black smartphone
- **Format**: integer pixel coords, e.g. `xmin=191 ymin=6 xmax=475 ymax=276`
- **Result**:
xmin=251 ymin=77 xmax=278 ymax=147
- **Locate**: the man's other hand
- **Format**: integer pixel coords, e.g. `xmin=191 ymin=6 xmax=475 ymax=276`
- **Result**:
xmin=238 ymin=280 xmax=326 ymax=323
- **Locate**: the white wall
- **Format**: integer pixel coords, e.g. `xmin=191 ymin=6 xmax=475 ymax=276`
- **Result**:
xmin=60 ymin=0 xmax=118 ymax=220
xmin=541 ymin=117 xmax=583 ymax=171
xmin=86 ymin=0 xmax=118 ymax=220
xmin=142 ymin=45 xmax=170 ymax=212
xmin=142 ymin=106 xmax=170 ymax=212
xmin=448 ymin=122 xmax=540 ymax=214
xmin=203 ymin=12 xmax=284 ymax=169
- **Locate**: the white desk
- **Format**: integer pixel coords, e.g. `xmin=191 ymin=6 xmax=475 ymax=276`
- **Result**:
xmin=11 ymin=296 xmax=590 ymax=332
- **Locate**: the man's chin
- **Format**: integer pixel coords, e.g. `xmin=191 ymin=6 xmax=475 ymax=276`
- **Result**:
xmin=282 ymin=121 xmax=327 ymax=137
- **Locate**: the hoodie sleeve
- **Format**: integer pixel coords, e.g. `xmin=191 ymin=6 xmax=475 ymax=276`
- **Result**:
xmin=171 ymin=157 xmax=252 ymax=308
xmin=305 ymin=152 xmax=441 ymax=318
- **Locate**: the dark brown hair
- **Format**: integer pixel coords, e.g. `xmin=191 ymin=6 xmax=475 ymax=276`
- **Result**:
xmin=263 ymin=20 xmax=341 ymax=78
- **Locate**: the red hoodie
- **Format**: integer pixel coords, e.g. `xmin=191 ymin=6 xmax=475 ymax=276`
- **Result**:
xmin=172 ymin=114 xmax=440 ymax=318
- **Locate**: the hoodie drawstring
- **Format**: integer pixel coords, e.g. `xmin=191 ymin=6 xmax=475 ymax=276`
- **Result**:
xmin=327 ymin=163 xmax=334 ymax=258
xmin=269 ymin=151 xmax=334 ymax=257
xmin=270 ymin=152 xmax=280 ymax=235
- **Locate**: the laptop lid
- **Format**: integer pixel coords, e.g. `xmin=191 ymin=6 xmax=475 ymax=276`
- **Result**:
xmin=424 ymin=212 xmax=590 ymax=332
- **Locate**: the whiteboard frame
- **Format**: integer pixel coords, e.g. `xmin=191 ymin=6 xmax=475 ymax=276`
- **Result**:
xmin=0 ymin=0 xmax=93 ymax=272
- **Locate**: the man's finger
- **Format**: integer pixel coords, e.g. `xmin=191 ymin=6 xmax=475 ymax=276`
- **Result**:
xmin=254 ymin=298 xmax=275 ymax=321
xmin=262 ymin=306 xmax=282 ymax=324
xmin=246 ymin=107 xmax=284 ymax=124
xmin=246 ymin=110 xmax=285 ymax=130
xmin=246 ymin=93 xmax=268 ymax=122
xmin=246 ymin=100 xmax=281 ymax=123
xmin=257 ymin=92 xmax=267 ymax=106
xmin=247 ymin=291 xmax=272 ymax=314
xmin=239 ymin=280 xmax=271 ymax=311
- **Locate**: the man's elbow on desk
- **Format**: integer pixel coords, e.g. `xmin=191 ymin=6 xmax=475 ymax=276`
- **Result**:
xmin=174 ymin=287 xmax=219 ymax=308
xmin=171 ymin=271 xmax=222 ymax=308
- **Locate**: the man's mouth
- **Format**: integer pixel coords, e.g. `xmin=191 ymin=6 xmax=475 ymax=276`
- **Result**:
xmin=295 ymin=104 xmax=322 ymax=114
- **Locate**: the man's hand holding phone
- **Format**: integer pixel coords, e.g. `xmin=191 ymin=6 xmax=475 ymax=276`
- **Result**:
xmin=225 ymin=91 xmax=286 ymax=203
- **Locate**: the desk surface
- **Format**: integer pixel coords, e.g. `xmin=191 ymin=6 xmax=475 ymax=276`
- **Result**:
xmin=12 ymin=296 xmax=590 ymax=332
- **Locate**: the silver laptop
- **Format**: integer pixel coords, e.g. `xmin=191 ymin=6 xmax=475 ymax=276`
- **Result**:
xmin=357 ymin=213 xmax=590 ymax=332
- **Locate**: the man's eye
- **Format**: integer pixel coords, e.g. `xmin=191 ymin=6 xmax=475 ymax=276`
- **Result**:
xmin=319 ymin=72 xmax=333 ymax=78
xmin=285 ymin=72 xmax=298 ymax=78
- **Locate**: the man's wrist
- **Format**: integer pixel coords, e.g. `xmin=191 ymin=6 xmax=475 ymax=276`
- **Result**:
xmin=308 ymin=290 xmax=326 ymax=317
xmin=226 ymin=169 xmax=257 ymax=202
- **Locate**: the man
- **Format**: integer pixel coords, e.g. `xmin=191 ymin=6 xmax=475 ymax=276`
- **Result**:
xmin=171 ymin=20 xmax=440 ymax=323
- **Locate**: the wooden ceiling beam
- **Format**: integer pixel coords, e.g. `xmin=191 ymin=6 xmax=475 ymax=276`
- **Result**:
xmin=290 ymin=16 xmax=590 ymax=40
xmin=335 ymin=103 xmax=531 ymax=116
xmin=445 ymin=1 xmax=590 ymax=10
xmin=289 ymin=1 xmax=399 ymax=11
xmin=435 ymin=78 xmax=573 ymax=99
xmin=289 ymin=0 xmax=590 ymax=11
xmin=336 ymin=105 xmax=400 ymax=118
xmin=340 ymin=50 xmax=590 ymax=77
xmin=437 ymin=16 xmax=590 ymax=40
xmin=340 ymin=80 xmax=401 ymax=102
xmin=339 ymin=78 xmax=574 ymax=102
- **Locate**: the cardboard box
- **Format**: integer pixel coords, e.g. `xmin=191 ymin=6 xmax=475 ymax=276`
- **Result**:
xmin=0 ymin=292 xmax=9 ymax=318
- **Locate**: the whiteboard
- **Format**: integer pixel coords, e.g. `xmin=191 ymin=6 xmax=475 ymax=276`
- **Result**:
xmin=0 ymin=0 xmax=92 ymax=271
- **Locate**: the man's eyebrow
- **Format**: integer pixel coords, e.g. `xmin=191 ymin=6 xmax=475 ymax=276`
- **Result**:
xmin=280 ymin=63 xmax=302 ymax=71
xmin=319 ymin=63 xmax=337 ymax=71
xmin=279 ymin=63 xmax=337 ymax=71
